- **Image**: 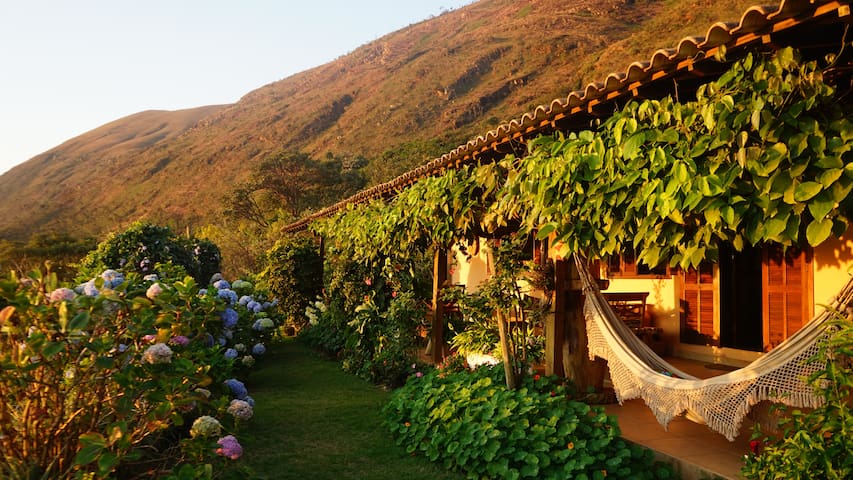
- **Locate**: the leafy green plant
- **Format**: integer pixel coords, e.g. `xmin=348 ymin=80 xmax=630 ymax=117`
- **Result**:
xmin=260 ymin=234 xmax=323 ymax=329
xmin=741 ymin=311 xmax=853 ymax=479
xmin=383 ymin=365 xmax=675 ymax=479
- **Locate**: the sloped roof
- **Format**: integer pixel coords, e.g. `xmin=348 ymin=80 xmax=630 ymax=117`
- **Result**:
xmin=284 ymin=0 xmax=851 ymax=233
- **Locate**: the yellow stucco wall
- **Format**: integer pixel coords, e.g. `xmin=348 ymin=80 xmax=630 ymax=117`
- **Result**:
xmin=450 ymin=240 xmax=492 ymax=294
xmin=813 ymin=232 xmax=853 ymax=308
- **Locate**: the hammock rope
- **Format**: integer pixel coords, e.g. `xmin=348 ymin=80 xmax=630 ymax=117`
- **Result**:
xmin=573 ymin=253 xmax=853 ymax=441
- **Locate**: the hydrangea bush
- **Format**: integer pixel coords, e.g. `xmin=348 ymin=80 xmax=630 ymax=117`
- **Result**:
xmin=0 ymin=264 xmax=274 ymax=479
xmin=77 ymin=221 xmax=221 ymax=284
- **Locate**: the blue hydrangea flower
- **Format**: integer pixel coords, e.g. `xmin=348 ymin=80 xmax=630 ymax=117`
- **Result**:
xmin=199 ymin=289 xmax=208 ymax=296
xmin=245 ymin=395 xmax=255 ymax=407
xmin=81 ymin=280 xmax=99 ymax=297
xmin=224 ymin=378 xmax=248 ymax=400
xmin=221 ymin=308 xmax=238 ymax=329
xmin=224 ymin=348 xmax=238 ymax=360
xmin=213 ymin=279 xmax=231 ymax=290
xmin=238 ymin=295 xmax=253 ymax=306
xmin=100 ymin=269 xmax=124 ymax=288
xmin=218 ymin=336 xmax=227 ymax=347
xmin=252 ymin=343 xmax=266 ymax=356
xmin=218 ymin=289 xmax=238 ymax=305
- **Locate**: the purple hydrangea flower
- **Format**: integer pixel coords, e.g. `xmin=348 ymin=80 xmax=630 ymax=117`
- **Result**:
xmin=221 ymin=308 xmax=238 ymax=329
xmin=216 ymin=435 xmax=243 ymax=460
xmin=170 ymin=335 xmax=190 ymax=347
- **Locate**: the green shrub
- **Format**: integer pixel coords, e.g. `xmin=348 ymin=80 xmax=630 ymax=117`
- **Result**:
xmin=383 ymin=365 xmax=675 ymax=479
xmin=78 ymin=222 xmax=221 ymax=284
xmin=260 ymin=235 xmax=323 ymax=328
xmin=741 ymin=312 xmax=853 ymax=479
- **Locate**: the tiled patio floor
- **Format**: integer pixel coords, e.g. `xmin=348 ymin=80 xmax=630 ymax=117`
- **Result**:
xmin=603 ymin=359 xmax=755 ymax=480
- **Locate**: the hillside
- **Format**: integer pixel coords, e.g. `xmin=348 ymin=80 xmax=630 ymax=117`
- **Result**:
xmin=0 ymin=0 xmax=760 ymax=241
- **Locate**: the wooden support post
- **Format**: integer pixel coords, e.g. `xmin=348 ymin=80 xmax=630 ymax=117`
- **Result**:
xmin=546 ymin=258 xmax=567 ymax=376
xmin=561 ymin=258 xmax=606 ymax=391
xmin=431 ymin=247 xmax=448 ymax=363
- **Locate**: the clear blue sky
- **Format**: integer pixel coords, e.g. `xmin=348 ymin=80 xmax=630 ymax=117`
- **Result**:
xmin=0 ymin=1 xmax=474 ymax=175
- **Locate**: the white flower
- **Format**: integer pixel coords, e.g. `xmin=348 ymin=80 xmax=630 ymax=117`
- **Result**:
xmin=142 ymin=343 xmax=173 ymax=364
xmin=227 ymin=399 xmax=254 ymax=420
xmin=190 ymin=415 xmax=222 ymax=438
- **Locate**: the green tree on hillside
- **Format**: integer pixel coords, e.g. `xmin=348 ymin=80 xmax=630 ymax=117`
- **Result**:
xmin=224 ymin=151 xmax=367 ymax=227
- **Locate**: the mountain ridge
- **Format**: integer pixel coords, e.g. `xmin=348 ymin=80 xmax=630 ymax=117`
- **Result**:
xmin=0 ymin=0 xmax=760 ymax=241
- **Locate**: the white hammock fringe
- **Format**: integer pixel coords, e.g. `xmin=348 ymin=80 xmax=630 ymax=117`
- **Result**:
xmin=573 ymin=253 xmax=848 ymax=441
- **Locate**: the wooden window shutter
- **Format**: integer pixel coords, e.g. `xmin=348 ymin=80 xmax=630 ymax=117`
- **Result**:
xmin=762 ymin=246 xmax=814 ymax=350
xmin=678 ymin=261 xmax=717 ymax=344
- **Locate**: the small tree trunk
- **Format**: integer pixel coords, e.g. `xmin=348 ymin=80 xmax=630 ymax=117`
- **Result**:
xmin=497 ymin=310 xmax=518 ymax=390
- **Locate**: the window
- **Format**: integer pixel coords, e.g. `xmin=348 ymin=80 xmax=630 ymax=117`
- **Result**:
xmin=607 ymin=249 xmax=669 ymax=278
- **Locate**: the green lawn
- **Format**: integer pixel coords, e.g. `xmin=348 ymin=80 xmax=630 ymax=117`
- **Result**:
xmin=235 ymin=339 xmax=463 ymax=480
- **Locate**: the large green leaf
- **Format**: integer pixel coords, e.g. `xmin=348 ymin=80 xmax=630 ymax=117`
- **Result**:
xmin=806 ymin=218 xmax=833 ymax=246
xmin=794 ymin=181 xmax=823 ymax=202
xmin=807 ymin=190 xmax=835 ymax=221
xmin=622 ymin=132 xmax=646 ymax=160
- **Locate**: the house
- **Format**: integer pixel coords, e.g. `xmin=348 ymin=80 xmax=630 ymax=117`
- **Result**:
xmin=286 ymin=0 xmax=852 ymax=375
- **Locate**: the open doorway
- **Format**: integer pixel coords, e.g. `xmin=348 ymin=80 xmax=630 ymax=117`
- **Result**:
xmin=718 ymin=245 xmax=764 ymax=352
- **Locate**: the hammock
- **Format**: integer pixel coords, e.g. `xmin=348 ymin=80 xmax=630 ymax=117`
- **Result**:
xmin=573 ymin=253 xmax=852 ymax=441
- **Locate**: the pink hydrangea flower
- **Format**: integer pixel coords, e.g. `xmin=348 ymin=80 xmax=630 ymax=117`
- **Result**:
xmin=169 ymin=335 xmax=190 ymax=346
xmin=146 ymin=283 xmax=163 ymax=299
xmin=48 ymin=287 xmax=76 ymax=302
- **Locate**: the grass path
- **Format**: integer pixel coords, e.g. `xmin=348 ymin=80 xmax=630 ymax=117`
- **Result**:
xmin=236 ymin=339 xmax=463 ymax=480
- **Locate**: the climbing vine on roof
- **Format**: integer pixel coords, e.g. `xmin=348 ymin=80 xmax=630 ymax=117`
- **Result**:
xmin=312 ymin=47 xmax=852 ymax=269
